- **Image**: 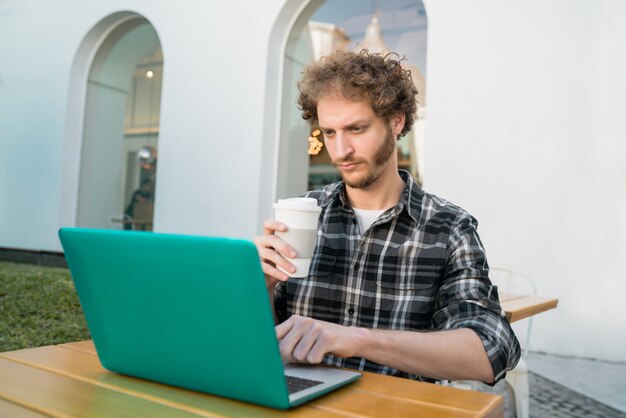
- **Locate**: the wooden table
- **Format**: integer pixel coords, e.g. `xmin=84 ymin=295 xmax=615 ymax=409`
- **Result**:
xmin=0 ymin=341 xmax=503 ymax=417
xmin=500 ymin=293 xmax=559 ymax=323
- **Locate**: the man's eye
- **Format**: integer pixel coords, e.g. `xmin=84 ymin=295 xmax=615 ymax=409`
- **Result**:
xmin=350 ymin=126 xmax=363 ymax=133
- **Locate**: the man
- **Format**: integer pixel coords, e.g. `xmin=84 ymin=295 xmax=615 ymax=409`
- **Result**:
xmin=124 ymin=178 xmax=155 ymax=230
xmin=254 ymin=50 xmax=520 ymax=384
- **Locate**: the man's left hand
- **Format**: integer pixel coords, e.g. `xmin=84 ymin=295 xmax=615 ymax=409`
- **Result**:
xmin=275 ymin=315 xmax=365 ymax=364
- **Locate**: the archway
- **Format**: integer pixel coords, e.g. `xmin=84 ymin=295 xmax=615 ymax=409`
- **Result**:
xmin=60 ymin=12 xmax=163 ymax=230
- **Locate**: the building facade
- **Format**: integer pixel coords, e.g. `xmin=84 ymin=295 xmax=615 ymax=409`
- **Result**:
xmin=2 ymin=0 xmax=626 ymax=362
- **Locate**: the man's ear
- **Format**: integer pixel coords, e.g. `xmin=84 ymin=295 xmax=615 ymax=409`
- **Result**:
xmin=390 ymin=112 xmax=406 ymax=137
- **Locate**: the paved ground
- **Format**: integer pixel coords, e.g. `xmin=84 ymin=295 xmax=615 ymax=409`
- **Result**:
xmin=527 ymin=351 xmax=626 ymax=413
xmin=528 ymin=372 xmax=626 ymax=418
xmin=472 ymin=372 xmax=626 ymax=418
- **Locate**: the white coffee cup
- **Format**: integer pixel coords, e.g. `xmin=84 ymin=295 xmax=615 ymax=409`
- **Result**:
xmin=273 ymin=197 xmax=321 ymax=278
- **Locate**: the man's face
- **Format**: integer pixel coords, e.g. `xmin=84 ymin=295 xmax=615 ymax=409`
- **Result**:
xmin=317 ymin=96 xmax=399 ymax=189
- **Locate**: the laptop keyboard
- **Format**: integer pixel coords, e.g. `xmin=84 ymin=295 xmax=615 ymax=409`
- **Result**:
xmin=286 ymin=375 xmax=324 ymax=394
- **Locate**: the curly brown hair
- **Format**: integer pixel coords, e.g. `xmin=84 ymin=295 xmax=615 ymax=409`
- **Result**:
xmin=297 ymin=50 xmax=419 ymax=137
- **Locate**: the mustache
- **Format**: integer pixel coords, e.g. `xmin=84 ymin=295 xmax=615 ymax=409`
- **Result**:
xmin=332 ymin=157 xmax=365 ymax=166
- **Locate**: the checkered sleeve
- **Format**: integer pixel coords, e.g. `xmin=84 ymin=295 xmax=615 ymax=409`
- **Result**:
xmin=432 ymin=211 xmax=521 ymax=384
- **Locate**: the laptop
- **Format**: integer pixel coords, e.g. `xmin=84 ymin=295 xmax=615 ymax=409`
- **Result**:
xmin=58 ymin=228 xmax=361 ymax=409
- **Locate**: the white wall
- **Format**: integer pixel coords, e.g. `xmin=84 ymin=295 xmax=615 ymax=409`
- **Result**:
xmin=424 ymin=0 xmax=626 ymax=361
xmin=0 ymin=0 xmax=285 ymax=250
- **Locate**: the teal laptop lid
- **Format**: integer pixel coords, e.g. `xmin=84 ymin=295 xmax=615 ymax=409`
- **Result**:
xmin=59 ymin=228 xmax=360 ymax=409
xmin=59 ymin=228 xmax=292 ymax=409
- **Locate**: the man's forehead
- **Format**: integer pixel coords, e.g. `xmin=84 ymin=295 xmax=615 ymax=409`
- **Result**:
xmin=317 ymin=95 xmax=375 ymax=125
xmin=316 ymin=87 xmax=367 ymax=104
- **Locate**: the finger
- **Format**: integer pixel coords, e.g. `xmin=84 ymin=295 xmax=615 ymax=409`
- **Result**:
xmin=277 ymin=318 xmax=309 ymax=362
xmin=269 ymin=236 xmax=297 ymax=259
xmin=279 ymin=330 xmax=304 ymax=364
xmin=306 ymin=337 xmax=330 ymax=364
xmin=293 ymin=322 xmax=322 ymax=363
xmin=260 ymin=261 xmax=289 ymax=283
xmin=275 ymin=315 xmax=295 ymax=340
xmin=257 ymin=247 xmax=296 ymax=275
xmin=263 ymin=219 xmax=288 ymax=235
xmin=279 ymin=334 xmax=304 ymax=364
xmin=255 ymin=235 xmax=297 ymax=260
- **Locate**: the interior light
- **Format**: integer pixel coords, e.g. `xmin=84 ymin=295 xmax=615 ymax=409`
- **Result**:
xmin=308 ymin=130 xmax=324 ymax=156
xmin=146 ymin=70 xmax=154 ymax=79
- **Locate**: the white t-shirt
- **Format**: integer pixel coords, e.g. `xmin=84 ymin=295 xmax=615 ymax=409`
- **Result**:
xmin=353 ymin=208 xmax=386 ymax=235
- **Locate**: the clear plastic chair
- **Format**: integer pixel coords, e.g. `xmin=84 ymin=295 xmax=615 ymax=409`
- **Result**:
xmin=445 ymin=267 xmax=536 ymax=418
xmin=489 ymin=267 xmax=537 ymax=418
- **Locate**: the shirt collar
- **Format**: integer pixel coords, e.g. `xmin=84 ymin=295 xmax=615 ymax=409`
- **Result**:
xmin=397 ymin=170 xmax=423 ymax=224
xmin=319 ymin=170 xmax=423 ymax=223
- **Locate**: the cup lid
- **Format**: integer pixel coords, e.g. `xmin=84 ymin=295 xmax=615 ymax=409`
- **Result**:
xmin=273 ymin=197 xmax=321 ymax=213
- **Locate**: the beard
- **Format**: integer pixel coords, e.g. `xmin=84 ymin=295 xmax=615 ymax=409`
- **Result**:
xmin=334 ymin=126 xmax=396 ymax=189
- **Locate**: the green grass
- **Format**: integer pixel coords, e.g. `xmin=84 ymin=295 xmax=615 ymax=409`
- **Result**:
xmin=0 ymin=261 xmax=90 ymax=352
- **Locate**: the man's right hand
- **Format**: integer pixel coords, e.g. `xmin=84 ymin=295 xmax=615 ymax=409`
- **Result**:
xmin=253 ymin=219 xmax=297 ymax=289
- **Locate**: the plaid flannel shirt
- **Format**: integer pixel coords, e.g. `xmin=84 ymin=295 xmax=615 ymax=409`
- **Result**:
xmin=274 ymin=171 xmax=520 ymax=383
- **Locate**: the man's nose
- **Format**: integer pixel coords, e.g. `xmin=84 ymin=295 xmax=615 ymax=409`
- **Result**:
xmin=333 ymin=133 xmax=354 ymax=160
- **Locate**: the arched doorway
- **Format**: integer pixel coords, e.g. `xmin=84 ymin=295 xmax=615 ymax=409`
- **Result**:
xmin=276 ymin=1 xmax=428 ymax=198
xmin=70 ymin=14 xmax=163 ymax=230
